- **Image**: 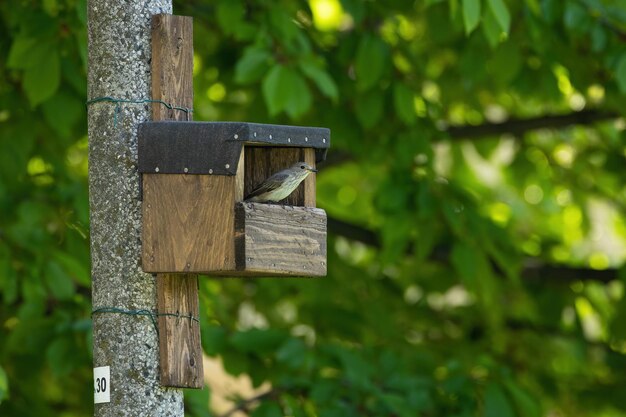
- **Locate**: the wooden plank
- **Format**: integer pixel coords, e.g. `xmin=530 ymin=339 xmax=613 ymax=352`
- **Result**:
xmin=244 ymin=147 xmax=317 ymax=207
xmin=235 ymin=202 xmax=327 ymax=276
xmin=149 ymin=13 xmax=203 ymax=389
xmin=302 ymin=148 xmax=316 ymax=207
xmin=151 ymin=15 xmax=193 ymax=121
xmin=234 ymin=151 xmax=245 ymax=202
xmin=143 ymin=173 xmax=236 ymax=273
xmin=157 ymin=274 xmax=202 ymax=387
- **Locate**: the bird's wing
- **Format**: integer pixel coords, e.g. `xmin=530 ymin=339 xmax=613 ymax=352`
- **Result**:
xmin=245 ymin=171 xmax=290 ymax=199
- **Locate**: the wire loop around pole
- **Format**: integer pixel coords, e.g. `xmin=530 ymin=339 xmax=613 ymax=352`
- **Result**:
xmin=86 ymin=96 xmax=193 ymax=125
xmin=91 ymin=307 xmax=200 ymax=334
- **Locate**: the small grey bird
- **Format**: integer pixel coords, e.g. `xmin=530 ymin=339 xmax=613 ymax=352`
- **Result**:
xmin=245 ymin=161 xmax=318 ymax=203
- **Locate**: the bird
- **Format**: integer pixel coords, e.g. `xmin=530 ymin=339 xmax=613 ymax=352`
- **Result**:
xmin=245 ymin=161 xmax=318 ymax=203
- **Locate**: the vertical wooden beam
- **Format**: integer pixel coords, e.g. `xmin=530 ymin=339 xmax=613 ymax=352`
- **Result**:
xmin=150 ymin=14 xmax=203 ymax=388
xmin=152 ymin=15 xmax=193 ymax=122
xmin=302 ymin=148 xmax=316 ymax=207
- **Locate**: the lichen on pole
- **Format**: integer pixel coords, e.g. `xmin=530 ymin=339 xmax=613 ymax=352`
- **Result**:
xmin=87 ymin=1 xmax=184 ymax=415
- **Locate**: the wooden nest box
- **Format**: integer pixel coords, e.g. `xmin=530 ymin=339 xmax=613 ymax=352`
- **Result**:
xmin=138 ymin=122 xmax=330 ymax=277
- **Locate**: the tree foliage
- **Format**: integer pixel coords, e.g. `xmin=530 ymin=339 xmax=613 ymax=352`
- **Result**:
xmin=1 ymin=0 xmax=626 ymax=416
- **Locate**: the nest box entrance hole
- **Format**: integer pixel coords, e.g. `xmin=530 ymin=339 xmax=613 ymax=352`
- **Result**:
xmin=242 ymin=147 xmax=317 ymax=207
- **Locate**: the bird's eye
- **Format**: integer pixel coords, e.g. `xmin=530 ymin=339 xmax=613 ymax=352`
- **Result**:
xmin=300 ymin=165 xmax=305 ymax=169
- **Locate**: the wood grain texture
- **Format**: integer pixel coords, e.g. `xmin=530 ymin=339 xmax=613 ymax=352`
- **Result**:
xmin=234 ymin=151 xmax=245 ymax=202
xmin=143 ymin=174 xmax=236 ymax=273
xmin=157 ymin=274 xmax=202 ymax=387
xmin=244 ymin=147 xmax=317 ymax=207
xmin=151 ymin=14 xmax=193 ymax=121
xmin=302 ymin=148 xmax=316 ymax=207
xmin=149 ymin=14 xmax=203 ymax=389
xmin=235 ymin=202 xmax=327 ymax=276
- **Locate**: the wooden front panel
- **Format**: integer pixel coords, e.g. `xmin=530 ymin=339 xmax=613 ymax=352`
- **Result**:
xmin=243 ymin=147 xmax=317 ymax=207
xmin=142 ymin=174 xmax=236 ymax=273
xmin=235 ymin=202 xmax=327 ymax=277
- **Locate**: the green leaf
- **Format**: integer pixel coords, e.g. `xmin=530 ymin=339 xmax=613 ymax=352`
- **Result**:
xmin=268 ymin=8 xmax=299 ymax=42
xmin=252 ymin=402 xmax=283 ymax=417
xmin=262 ymin=65 xmax=312 ymax=118
xmin=201 ymin=325 xmax=227 ymax=356
xmin=483 ymin=383 xmax=515 ymax=417
xmin=355 ymin=34 xmax=389 ymax=91
xmin=564 ymin=2 xmax=591 ymax=32
xmin=76 ymin=0 xmax=87 ymax=24
xmin=7 ymin=37 xmax=38 ymax=69
xmin=235 ymin=47 xmax=273 ymax=84
xmin=524 ymin=0 xmax=540 ymax=15
xmin=42 ymin=91 xmax=83 ymax=139
xmin=45 ymin=260 xmax=75 ymax=301
xmin=451 ymin=243 xmax=479 ymax=290
xmin=217 ymin=0 xmax=245 ymax=35
xmin=0 ymin=365 xmax=8 ymax=404
xmin=591 ymin=26 xmax=607 ymax=52
xmin=504 ymin=380 xmax=542 ymax=417
xmin=43 ymin=0 xmax=58 ymax=16
xmin=487 ymin=42 xmax=521 ymax=85
xmin=24 ymin=48 xmax=60 ymax=106
xmin=184 ymin=386 xmax=211 ymax=417
xmin=231 ymin=329 xmax=286 ymax=353
xmin=393 ymin=83 xmax=416 ymax=125
xmin=355 ymin=90 xmax=384 ymax=129
xmin=46 ymin=337 xmax=76 ymax=376
xmin=299 ymin=61 xmax=339 ymax=102
xmin=486 ymin=0 xmax=510 ymax=34
xmin=53 ymin=250 xmax=90 ymax=286
xmin=276 ymin=337 xmax=307 ymax=368
xmin=221 ymin=349 xmax=249 ymax=376
xmin=615 ymin=55 xmax=626 ymax=93
xmin=381 ymin=213 xmax=413 ymax=263
xmin=62 ymin=56 xmax=87 ymax=95
xmin=463 ymin=0 xmax=481 ymax=35
xmin=262 ymin=65 xmax=288 ymax=116
xmin=482 ymin=7 xmax=503 ymax=48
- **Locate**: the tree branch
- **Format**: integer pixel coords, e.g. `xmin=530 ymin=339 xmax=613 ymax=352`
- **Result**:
xmin=219 ymin=389 xmax=276 ymax=417
xmin=445 ymin=109 xmax=619 ymax=140
xmin=327 ymin=216 xmax=620 ymax=283
xmin=319 ymin=109 xmax=621 ymax=169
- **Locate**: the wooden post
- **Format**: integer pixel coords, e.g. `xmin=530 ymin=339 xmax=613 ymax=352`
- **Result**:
xmin=150 ymin=14 xmax=204 ymax=388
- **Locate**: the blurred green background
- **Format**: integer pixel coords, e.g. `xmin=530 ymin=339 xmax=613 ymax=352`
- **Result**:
xmin=2 ymin=0 xmax=626 ymax=416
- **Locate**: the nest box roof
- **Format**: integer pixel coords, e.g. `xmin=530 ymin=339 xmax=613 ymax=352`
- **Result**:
xmin=138 ymin=121 xmax=330 ymax=175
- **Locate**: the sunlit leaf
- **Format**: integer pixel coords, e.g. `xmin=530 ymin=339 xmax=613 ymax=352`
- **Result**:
xmin=235 ymin=47 xmax=273 ymax=84
xmin=484 ymin=383 xmax=515 ymax=417
xmin=23 ymin=48 xmax=60 ymax=106
xmin=299 ymin=60 xmax=339 ymax=102
xmin=0 ymin=365 xmax=8 ymax=404
xmin=393 ymin=82 xmax=416 ymax=125
xmin=504 ymin=380 xmax=542 ymax=417
xmin=355 ymin=34 xmax=389 ymax=91
xmin=486 ymin=0 xmax=510 ymax=33
xmin=262 ymin=65 xmax=312 ymax=118
xmin=463 ymin=0 xmax=481 ymax=35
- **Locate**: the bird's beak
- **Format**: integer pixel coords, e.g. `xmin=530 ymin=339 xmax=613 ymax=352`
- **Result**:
xmin=309 ymin=167 xmax=318 ymax=173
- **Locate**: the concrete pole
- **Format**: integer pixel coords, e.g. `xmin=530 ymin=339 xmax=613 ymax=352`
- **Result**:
xmin=87 ymin=1 xmax=184 ymax=415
